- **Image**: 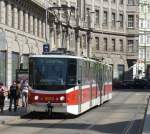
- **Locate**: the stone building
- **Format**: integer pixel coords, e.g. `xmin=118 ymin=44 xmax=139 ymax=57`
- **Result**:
xmin=137 ymin=0 xmax=150 ymax=79
xmin=0 ymin=0 xmax=139 ymax=87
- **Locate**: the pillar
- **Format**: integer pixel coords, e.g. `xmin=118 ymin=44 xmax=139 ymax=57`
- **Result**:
xmin=24 ymin=12 xmax=28 ymax=33
xmin=6 ymin=3 xmax=12 ymax=27
xmin=19 ymin=10 xmax=23 ymax=31
xmin=0 ymin=0 xmax=6 ymax=24
xmin=13 ymin=6 xmax=18 ymax=29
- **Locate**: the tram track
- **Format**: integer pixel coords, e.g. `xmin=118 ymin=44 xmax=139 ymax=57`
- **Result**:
xmin=121 ymin=94 xmax=147 ymax=134
xmin=0 ymin=90 xmax=147 ymax=134
xmin=101 ymin=91 xmax=145 ymax=134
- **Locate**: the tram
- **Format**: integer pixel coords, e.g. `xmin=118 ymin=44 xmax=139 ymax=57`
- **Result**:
xmin=28 ymin=49 xmax=112 ymax=115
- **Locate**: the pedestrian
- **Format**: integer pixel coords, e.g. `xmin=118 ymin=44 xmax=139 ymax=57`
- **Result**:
xmin=8 ymin=81 xmax=18 ymax=112
xmin=21 ymin=80 xmax=29 ymax=107
xmin=0 ymin=82 xmax=5 ymax=112
xmin=16 ymin=81 xmax=21 ymax=106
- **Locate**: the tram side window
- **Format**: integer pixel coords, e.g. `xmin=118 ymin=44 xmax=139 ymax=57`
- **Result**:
xmin=67 ymin=60 xmax=77 ymax=85
xmin=104 ymin=65 xmax=106 ymax=82
xmin=92 ymin=62 xmax=96 ymax=84
xmin=106 ymin=66 xmax=108 ymax=82
xmin=82 ymin=61 xmax=88 ymax=85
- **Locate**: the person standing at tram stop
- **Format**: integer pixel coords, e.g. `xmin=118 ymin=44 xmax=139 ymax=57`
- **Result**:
xmin=0 ymin=82 xmax=6 ymax=112
xmin=21 ymin=80 xmax=29 ymax=108
xmin=8 ymin=81 xmax=18 ymax=112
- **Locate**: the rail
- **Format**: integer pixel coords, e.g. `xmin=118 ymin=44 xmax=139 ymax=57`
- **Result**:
xmin=142 ymin=95 xmax=150 ymax=133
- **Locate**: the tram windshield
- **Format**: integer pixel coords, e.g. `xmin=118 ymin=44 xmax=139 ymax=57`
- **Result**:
xmin=29 ymin=58 xmax=77 ymax=90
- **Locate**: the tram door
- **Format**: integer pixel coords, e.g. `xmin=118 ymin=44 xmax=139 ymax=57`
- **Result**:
xmin=78 ymin=60 xmax=82 ymax=113
xmin=99 ymin=64 xmax=103 ymax=104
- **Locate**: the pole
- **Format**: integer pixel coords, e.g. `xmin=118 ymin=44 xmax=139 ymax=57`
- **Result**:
xmin=45 ymin=0 xmax=48 ymax=43
xmin=45 ymin=3 xmax=48 ymax=43
xmin=144 ymin=3 xmax=147 ymax=78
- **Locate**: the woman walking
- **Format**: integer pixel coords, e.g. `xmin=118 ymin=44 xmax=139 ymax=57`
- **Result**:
xmin=21 ymin=80 xmax=29 ymax=107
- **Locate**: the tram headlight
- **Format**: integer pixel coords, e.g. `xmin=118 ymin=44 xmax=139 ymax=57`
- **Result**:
xmin=34 ymin=96 xmax=39 ymax=100
xmin=60 ymin=96 xmax=65 ymax=101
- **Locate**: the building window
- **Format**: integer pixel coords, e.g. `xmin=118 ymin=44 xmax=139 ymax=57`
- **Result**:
xmin=111 ymin=0 xmax=116 ymax=3
xmin=18 ymin=10 xmax=21 ymax=30
xmin=128 ymin=0 xmax=134 ymax=5
xmin=140 ymin=35 xmax=145 ymax=44
xmin=148 ymin=6 xmax=150 ymax=13
xmin=139 ymin=49 xmax=144 ymax=59
xmin=119 ymin=14 xmax=123 ymax=28
xmin=23 ymin=11 xmax=26 ymax=31
xmin=28 ymin=14 xmax=30 ymax=33
xmin=95 ymin=10 xmax=99 ymax=24
xmin=33 ymin=17 xmax=35 ymax=35
xmin=61 ymin=4 xmax=67 ymax=19
xmin=141 ymin=5 xmax=144 ymax=12
xmin=0 ymin=51 xmax=6 ymax=85
xmin=41 ymin=21 xmax=44 ymax=38
xmin=140 ymin=18 xmax=144 ymax=28
xmin=136 ymin=15 xmax=139 ymax=29
xmin=119 ymin=0 xmax=123 ymax=4
xmin=11 ymin=5 xmax=15 ymax=28
xmin=112 ymin=39 xmax=115 ymax=51
xmin=147 ymin=35 xmax=150 ymax=43
xmin=118 ymin=64 xmax=124 ymax=81
xmin=95 ymin=37 xmax=99 ymax=50
xmin=12 ymin=52 xmax=19 ymax=82
xmin=128 ymin=40 xmax=134 ymax=52
xmin=86 ymin=8 xmax=90 ymax=24
xmin=83 ymin=35 xmax=86 ymax=49
xmin=22 ymin=54 xmax=29 ymax=69
xmin=5 ymin=2 xmax=8 ymax=25
xmin=147 ymin=50 xmax=150 ymax=60
xmin=37 ymin=19 xmax=39 ymax=37
xmin=128 ymin=15 xmax=134 ymax=28
xmin=104 ymin=38 xmax=108 ymax=51
xmin=103 ymin=11 xmax=108 ymax=26
xmin=112 ymin=12 xmax=116 ymax=27
xmin=120 ymin=39 xmax=124 ymax=52
xmin=147 ymin=20 xmax=150 ymax=28
xmin=71 ymin=8 xmax=75 ymax=20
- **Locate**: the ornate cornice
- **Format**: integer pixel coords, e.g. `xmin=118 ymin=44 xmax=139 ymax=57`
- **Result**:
xmin=5 ymin=0 xmax=45 ymax=18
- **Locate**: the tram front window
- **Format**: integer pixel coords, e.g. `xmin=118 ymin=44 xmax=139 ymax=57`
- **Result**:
xmin=29 ymin=58 xmax=77 ymax=90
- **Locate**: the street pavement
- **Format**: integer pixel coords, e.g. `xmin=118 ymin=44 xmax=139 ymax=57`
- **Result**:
xmin=0 ymin=89 xmax=148 ymax=134
xmin=142 ymin=96 xmax=150 ymax=134
xmin=0 ymin=97 xmax=27 ymax=124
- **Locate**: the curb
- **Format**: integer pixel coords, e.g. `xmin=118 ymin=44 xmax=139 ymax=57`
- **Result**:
xmin=0 ymin=117 xmax=20 ymax=125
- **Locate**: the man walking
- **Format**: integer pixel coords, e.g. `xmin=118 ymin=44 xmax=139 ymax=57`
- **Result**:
xmin=9 ymin=81 xmax=18 ymax=112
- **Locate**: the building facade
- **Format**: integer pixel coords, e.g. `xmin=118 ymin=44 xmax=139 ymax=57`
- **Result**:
xmin=0 ymin=0 xmax=139 ymax=87
xmin=138 ymin=0 xmax=150 ymax=79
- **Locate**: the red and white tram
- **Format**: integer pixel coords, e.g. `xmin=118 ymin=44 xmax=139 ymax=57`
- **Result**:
xmin=28 ymin=50 xmax=112 ymax=115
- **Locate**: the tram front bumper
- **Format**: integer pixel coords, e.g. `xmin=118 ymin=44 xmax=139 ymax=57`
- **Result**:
xmin=27 ymin=103 xmax=67 ymax=113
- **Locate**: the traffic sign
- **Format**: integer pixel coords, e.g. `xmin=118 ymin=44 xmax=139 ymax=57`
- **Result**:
xmin=43 ymin=43 xmax=50 ymax=53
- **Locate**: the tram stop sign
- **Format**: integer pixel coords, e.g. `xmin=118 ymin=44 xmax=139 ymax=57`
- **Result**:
xmin=43 ymin=43 xmax=50 ymax=53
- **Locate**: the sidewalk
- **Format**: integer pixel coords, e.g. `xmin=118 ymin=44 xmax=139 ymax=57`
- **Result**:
xmin=142 ymin=96 xmax=150 ymax=134
xmin=0 ymin=98 xmax=27 ymax=124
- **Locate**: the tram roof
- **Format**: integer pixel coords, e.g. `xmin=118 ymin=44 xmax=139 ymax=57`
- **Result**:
xmin=30 ymin=54 xmax=111 ymax=67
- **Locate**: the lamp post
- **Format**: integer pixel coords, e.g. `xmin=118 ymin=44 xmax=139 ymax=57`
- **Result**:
xmin=44 ymin=0 xmax=49 ymax=43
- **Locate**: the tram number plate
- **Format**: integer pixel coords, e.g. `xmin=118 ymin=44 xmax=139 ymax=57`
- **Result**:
xmin=45 ymin=97 xmax=54 ymax=101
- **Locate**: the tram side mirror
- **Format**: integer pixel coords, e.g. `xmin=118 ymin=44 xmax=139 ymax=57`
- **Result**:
xmin=77 ymin=80 xmax=81 ymax=84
